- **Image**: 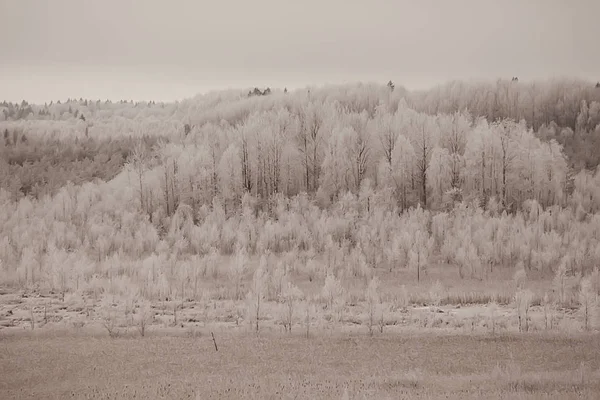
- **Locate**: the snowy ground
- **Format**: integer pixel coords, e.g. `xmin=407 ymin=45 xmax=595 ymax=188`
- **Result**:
xmin=1 ymin=277 xmax=595 ymax=400
xmin=0 ymin=285 xmax=584 ymax=337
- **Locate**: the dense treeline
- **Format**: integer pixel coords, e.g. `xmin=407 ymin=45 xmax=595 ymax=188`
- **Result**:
xmin=410 ymin=79 xmax=600 ymax=133
xmin=2 ymin=80 xmax=599 ymax=212
xmin=1 ymin=177 xmax=600 ymax=300
xmin=0 ymin=134 xmax=163 ymax=200
xmin=1 ymin=79 xmax=600 ymax=304
xmin=2 ymin=78 xmax=599 ymax=171
xmin=409 ymin=79 xmax=600 ymax=171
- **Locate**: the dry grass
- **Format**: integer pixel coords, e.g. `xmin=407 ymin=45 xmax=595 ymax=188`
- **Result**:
xmin=1 ymin=332 xmax=599 ymax=399
xmin=0 ymin=262 xmax=596 ymax=399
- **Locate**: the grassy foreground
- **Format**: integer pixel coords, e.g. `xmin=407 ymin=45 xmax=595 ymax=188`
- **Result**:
xmin=1 ymin=332 xmax=600 ymax=399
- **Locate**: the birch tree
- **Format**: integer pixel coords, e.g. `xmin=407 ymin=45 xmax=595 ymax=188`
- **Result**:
xmin=390 ymin=135 xmax=417 ymax=210
xmin=409 ymin=114 xmax=439 ymax=207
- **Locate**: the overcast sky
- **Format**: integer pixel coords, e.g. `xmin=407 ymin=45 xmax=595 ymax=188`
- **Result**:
xmin=1 ymin=0 xmax=598 ymax=103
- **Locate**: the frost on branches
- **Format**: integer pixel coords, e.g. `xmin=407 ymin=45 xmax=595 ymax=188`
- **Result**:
xmin=1 ymin=81 xmax=600 ymax=338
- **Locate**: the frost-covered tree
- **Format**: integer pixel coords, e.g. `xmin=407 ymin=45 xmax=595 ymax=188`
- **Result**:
xmin=246 ymin=256 xmax=269 ymax=333
xmin=493 ymin=120 xmax=521 ymax=207
xmin=455 ymin=239 xmax=481 ymax=280
xmin=319 ymin=127 xmax=350 ymax=201
xmin=408 ymin=230 xmax=433 ymax=283
xmin=219 ymin=143 xmax=243 ymax=212
xmin=408 ymin=113 xmax=439 ymax=207
xmin=579 ymin=276 xmax=597 ymax=331
xmin=439 ymin=112 xmax=469 ymax=190
xmin=279 ymin=281 xmax=303 ymax=333
xmin=128 ymin=142 xmax=151 ymax=216
xmin=365 ymin=276 xmax=381 ymax=336
xmin=515 ymin=289 xmax=533 ymax=332
xmin=296 ymin=101 xmax=325 ymax=193
xmin=427 ymin=147 xmax=452 ymax=209
xmin=553 ymin=259 xmax=568 ymax=306
xmin=229 ymin=247 xmax=248 ymax=300
xmin=344 ymin=111 xmax=371 ymax=192
xmin=464 ymin=119 xmax=493 ymax=207
xmin=322 ymin=272 xmax=345 ymax=322
xmin=389 ymin=134 xmax=417 ymax=210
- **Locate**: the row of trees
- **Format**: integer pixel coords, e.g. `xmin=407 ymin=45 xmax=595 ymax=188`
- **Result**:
xmin=122 ymin=104 xmax=572 ymax=216
xmin=410 ymin=79 xmax=600 ymax=133
xmin=3 ymin=78 xmax=600 ymax=166
xmin=1 ymin=80 xmax=599 ymax=209
xmin=4 ymin=78 xmax=600 ymax=134
xmin=2 ymin=101 xmax=575 ymax=212
xmin=0 ymin=99 xmax=164 ymax=122
xmin=1 ymin=175 xmax=600 ymax=297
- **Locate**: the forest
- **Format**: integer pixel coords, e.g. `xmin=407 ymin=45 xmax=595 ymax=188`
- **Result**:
xmin=0 ymin=77 xmax=600 ymax=339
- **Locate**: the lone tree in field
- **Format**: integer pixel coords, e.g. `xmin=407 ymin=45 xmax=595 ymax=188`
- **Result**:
xmin=280 ymin=281 xmax=304 ymax=333
xmin=136 ymin=300 xmax=154 ymax=337
xmin=553 ymin=260 xmax=568 ymax=306
xmin=229 ymin=247 xmax=248 ymax=300
xmin=365 ymin=276 xmax=381 ymax=336
xmin=579 ymin=276 xmax=598 ymax=331
xmin=515 ymin=289 xmax=533 ymax=332
xmin=100 ymin=295 xmax=120 ymax=338
xmin=542 ymin=292 xmax=555 ymax=330
xmin=246 ymin=256 xmax=268 ymax=333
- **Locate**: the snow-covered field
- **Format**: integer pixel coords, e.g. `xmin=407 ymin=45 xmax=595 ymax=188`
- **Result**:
xmin=0 ymin=275 xmax=586 ymax=337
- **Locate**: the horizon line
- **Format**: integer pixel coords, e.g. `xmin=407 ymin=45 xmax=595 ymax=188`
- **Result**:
xmin=1 ymin=75 xmax=599 ymax=106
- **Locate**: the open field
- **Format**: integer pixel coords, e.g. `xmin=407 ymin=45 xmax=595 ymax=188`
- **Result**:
xmin=1 ymin=266 xmax=596 ymax=399
xmin=1 ymin=263 xmax=594 ymax=399
xmin=1 ymin=331 xmax=600 ymax=399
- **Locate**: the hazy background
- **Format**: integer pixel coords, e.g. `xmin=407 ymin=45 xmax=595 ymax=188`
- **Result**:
xmin=1 ymin=0 xmax=598 ymax=103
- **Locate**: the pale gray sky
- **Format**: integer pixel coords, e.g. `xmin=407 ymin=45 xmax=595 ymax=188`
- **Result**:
xmin=1 ymin=0 xmax=598 ymax=103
